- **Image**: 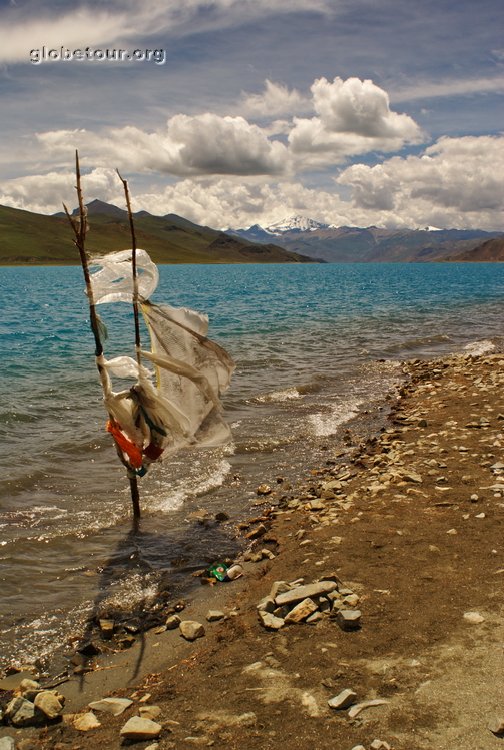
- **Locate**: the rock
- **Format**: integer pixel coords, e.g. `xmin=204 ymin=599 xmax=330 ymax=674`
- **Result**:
xmin=34 ymin=690 xmax=65 ymax=720
xmin=179 ymin=621 xmax=205 ymax=641
xmin=269 ymin=580 xmax=291 ymax=598
xmin=18 ymin=678 xmax=40 ymax=696
xmin=284 ymin=598 xmax=318 ymax=624
xmin=336 ymin=609 xmax=362 ymax=631
xmin=120 ymin=716 xmax=162 ymax=740
xmin=0 ymin=671 xmax=38 ymax=691
xmin=370 ymin=741 xmax=391 ymax=750
xmin=348 ymin=699 xmax=388 ymax=718
xmin=257 ymin=596 xmax=276 ymax=613
xmin=488 ymin=717 xmax=504 ymax=736
xmin=327 ymin=688 xmax=358 ymax=710
xmin=98 ymin=619 xmax=115 ymax=638
xmin=206 ymin=610 xmax=225 ymax=622
xmin=139 ymin=705 xmax=162 ymax=721
xmin=306 ymin=611 xmax=324 ymax=624
xmin=88 ymin=697 xmax=133 ymax=716
xmin=73 ymin=711 xmax=101 ymax=731
xmin=245 ymin=523 xmax=267 ymax=540
xmin=350 ymin=746 xmax=366 ymax=750
xmin=275 ymin=581 xmax=337 ymax=606
xmin=257 ymin=484 xmax=272 ymax=495
xmin=0 ymin=739 xmax=16 ymax=750
xmin=5 ymin=697 xmax=37 ymax=727
xmin=258 ymin=611 xmax=285 ymax=630
xmin=463 ymin=611 xmax=485 ymax=624
xmin=166 ymin=614 xmax=181 ymax=629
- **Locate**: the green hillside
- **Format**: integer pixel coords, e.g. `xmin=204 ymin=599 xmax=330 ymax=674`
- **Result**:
xmin=0 ymin=202 xmax=312 ymax=265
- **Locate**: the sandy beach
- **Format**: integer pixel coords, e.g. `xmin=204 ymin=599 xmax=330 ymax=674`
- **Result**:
xmin=2 ymin=349 xmax=504 ymax=750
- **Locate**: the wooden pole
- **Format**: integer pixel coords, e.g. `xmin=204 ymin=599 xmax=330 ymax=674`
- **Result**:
xmin=64 ymin=150 xmax=141 ymax=520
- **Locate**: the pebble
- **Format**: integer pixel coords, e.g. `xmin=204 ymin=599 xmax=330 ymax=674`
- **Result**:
xmin=0 ymin=739 xmax=16 ymax=750
xmin=336 ymin=609 xmax=362 ymax=631
xmin=33 ymin=691 xmax=65 ymax=720
xmin=275 ymin=581 xmax=337 ymax=607
xmin=73 ymin=711 xmax=101 ymax=731
xmin=166 ymin=614 xmax=181 ymax=629
xmin=348 ymin=699 xmax=389 ymax=718
xmin=259 ymin=611 xmax=285 ymax=630
xmin=206 ymin=610 xmax=225 ymax=622
xmin=120 ymin=716 xmax=162 ymax=740
xmin=463 ymin=611 xmax=485 ymax=624
xmin=88 ymin=697 xmax=133 ymax=716
xmin=370 ymin=741 xmax=391 ymax=750
xmin=328 ymin=688 xmax=357 ymax=710
xmin=284 ymin=598 xmax=318 ymax=624
xmin=179 ymin=621 xmax=205 ymax=641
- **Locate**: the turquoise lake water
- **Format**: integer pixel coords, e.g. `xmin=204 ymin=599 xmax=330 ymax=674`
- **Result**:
xmin=1 ymin=262 xmax=503 ymax=667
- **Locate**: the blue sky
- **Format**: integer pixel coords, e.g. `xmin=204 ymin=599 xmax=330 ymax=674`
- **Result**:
xmin=0 ymin=0 xmax=503 ymax=229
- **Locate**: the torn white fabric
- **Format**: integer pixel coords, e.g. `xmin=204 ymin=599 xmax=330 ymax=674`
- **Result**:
xmin=89 ymin=249 xmax=159 ymax=304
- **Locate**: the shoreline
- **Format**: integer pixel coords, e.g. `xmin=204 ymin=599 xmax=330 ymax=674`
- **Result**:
xmin=2 ymin=349 xmax=504 ymax=749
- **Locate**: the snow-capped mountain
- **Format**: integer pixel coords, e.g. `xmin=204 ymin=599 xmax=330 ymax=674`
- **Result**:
xmin=265 ymin=215 xmax=330 ymax=234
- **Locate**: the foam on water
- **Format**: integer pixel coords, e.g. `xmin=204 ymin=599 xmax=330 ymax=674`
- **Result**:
xmin=309 ymin=397 xmax=364 ymax=437
xmin=463 ymin=339 xmax=496 ymax=356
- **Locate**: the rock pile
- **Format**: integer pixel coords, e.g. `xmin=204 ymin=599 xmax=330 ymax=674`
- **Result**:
xmin=2 ymin=678 xmax=65 ymax=727
xmin=257 ymin=575 xmax=362 ymax=631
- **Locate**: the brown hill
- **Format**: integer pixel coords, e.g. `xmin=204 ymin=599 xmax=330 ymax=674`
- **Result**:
xmin=447 ymin=236 xmax=504 ymax=261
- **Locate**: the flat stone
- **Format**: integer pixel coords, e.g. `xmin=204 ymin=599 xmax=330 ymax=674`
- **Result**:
xmin=328 ymin=688 xmax=358 ymax=710
xmin=34 ymin=690 xmax=65 ymax=719
xmin=463 ymin=611 xmax=485 ymax=624
xmin=206 ymin=610 xmax=225 ymax=622
xmin=258 ymin=611 xmax=285 ymax=630
xmin=139 ymin=705 xmax=162 ymax=721
xmin=179 ymin=621 xmax=205 ymax=641
xmin=336 ymin=609 xmax=362 ymax=631
xmin=120 ymin=716 xmax=162 ymax=740
xmin=73 ymin=711 xmax=101 ymax=731
xmin=284 ymin=597 xmax=318 ymax=624
xmin=275 ymin=581 xmax=337 ymax=606
xmin=88 ymin=697 xmax=133 ymax=716
xmin=165 ymin=614 xmax=181 ymax=629
xmin=370 ymin=741 xmax=391 ymax=750
xmin=0 ymin=738 xmax=16 ymax=750
xmin=6 ymin=696 xmax=37 ymax=727
xmin=348 ymin=699 xmax=388 ymax=718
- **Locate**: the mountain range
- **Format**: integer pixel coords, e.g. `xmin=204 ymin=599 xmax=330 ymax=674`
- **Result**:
xmin=230 ymin=216 xmax=504 ymax=262
xmin=0 ymin=201 xmax=312 ymax=265
xmin=1 ymin=204 xmax=503 ymax=265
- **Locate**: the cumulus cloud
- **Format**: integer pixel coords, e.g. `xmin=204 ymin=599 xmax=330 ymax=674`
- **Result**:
xmin=289 ymin=76 xmax=424 ymax=164
xmin=36 ymin=114 xmax=289 ymax=177
xmin=337 ymin=135 xmax=504 ymax=228
xmin=2 ymin=136 xmax=504 ymax=230
xmin=0 ymin=167 xmax=119 ymax=213
xmin=241 ymin=79 xmax=310 ymax=118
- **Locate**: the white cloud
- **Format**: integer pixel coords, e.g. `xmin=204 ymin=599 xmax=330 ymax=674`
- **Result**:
xmin=0 ymin=167 xmax=119 ymax=213
xmin=36 ymin=114 xmax=289 ymax=177
xmin=2 ymin=136 xmax=504 ymax=231
xmin=0 ymin=0 xmax=336 ymax=64
xmin=391 ymin=75 xmax=504 ymax=103
xmin=289 ymin=76 xmax=424 ymax=164
xmin=241 ymin=79 xmax=310 ymax=118
xmin=337 ymin=135 xmax=504 ymax=229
